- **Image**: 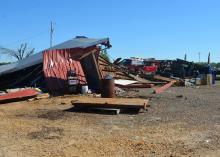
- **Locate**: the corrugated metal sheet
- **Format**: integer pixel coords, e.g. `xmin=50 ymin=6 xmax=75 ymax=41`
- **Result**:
xmin=51 ymin=37 xmax=109 ymax=50
xmin=0 ymin=89 xmax=39 ymax=102
xmin=0 ymin=53 xmax=42 ymax=76
xmin=0 ymin=37 xmax=109 ymax=76
xmin=43 ymin=48 xmax=87 ymax=92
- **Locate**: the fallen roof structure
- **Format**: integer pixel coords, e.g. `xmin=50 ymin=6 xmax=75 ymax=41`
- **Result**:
xmin=0 ymin=36 xmax=170 ymax=96
xmin=0 ymin=37 xmax=110 ymax=76
xmin=0 ymin=37 xmax=111 ymax=92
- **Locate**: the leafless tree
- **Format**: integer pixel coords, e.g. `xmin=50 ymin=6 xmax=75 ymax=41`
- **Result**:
xmin=0 ymin=43 xmax=35 ymax=61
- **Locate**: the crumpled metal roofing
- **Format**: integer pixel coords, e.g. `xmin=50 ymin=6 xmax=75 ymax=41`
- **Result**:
xmin=0 ymin=37 xmax=109 ymax=76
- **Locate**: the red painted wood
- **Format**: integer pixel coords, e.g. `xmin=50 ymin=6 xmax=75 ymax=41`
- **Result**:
xmin=0 ymin=89 xmax=39 ymax=101
xmin=153 ymin=81 xmax=174 ymax=94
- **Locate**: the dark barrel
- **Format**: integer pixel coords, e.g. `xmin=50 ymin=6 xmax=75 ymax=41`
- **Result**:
xmin=101 ymin=75 xmax=115 ymax=98
xmin=67 ymin=70 xmax=79 ymax=94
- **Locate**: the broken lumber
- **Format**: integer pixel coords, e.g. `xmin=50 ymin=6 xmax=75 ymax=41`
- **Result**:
xmin=79 ymin=49 xmax=97 ymax=60
xmin=128 ymin=74 xmax=152 ymax=84
xmin=153 ymin=75 xmax=175 ymax=82
xmin=71 ymin=98 xmax=149 ymax=110
xmin=153 ymin=81 xmax=175 ymax=94
xmin=27 ymin=93 xmax=50 ymax=101
xmin=116 ymin=83 xmax=154 ymax=88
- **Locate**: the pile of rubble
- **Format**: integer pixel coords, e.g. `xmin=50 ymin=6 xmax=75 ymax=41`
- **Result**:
xmin=0 ymin=37 xmax=217 ymax=114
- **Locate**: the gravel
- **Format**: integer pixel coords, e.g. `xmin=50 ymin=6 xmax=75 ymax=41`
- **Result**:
xmin=0 ymin=85 xmax=219 ymax=156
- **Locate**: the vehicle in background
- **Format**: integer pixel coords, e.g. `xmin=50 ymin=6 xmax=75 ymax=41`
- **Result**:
xmin=114 ymin=57 xmax=158 ymax=76
xmin=143 ymin=59 xmax=160 ymax=75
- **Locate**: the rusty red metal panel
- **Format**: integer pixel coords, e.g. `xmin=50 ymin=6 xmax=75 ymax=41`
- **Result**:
xmin=0 ymin=89 xmax=39 ymax=102
xmin=43 ymin=48 xmax=87 ymax=92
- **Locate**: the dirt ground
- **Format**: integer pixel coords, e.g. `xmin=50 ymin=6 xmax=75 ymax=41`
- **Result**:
xmin=0 ymin=85 xmax=220 ymax=157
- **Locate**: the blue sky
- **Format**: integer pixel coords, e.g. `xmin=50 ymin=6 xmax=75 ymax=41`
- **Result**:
xmin=0 ymin=0 xmax=220 ymax=62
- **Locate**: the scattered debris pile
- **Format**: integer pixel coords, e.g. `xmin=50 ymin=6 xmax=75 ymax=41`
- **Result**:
xmin=0 ymin=37 xmax=218 ymax=114
xmin=116 ymin=57 xmax=217 ymax=87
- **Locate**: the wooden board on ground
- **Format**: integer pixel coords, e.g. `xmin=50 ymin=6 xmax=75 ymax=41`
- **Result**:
xmin=71 ymin=98 xmax=149 ymax=110
xmin=153 ymin=81 xmax=175 ymax=94
xmin=153 ymin=75 xmax=175 ymax=82
xmin=116 ymin=83 xmax=154 ymax=88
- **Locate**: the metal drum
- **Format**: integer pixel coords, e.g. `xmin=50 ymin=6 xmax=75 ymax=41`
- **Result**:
xmin=101 ymin=75 xmax=115 ymax=98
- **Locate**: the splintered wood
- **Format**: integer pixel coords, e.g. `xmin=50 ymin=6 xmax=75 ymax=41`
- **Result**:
xmin=98 ymin=57 xmax=133 ymax=80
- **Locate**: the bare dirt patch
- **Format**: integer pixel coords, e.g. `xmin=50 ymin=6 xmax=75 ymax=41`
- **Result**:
xmin=28 ymin=126 xmax=64 ymax=140
xmin=0 ymin=85 xmax=219 ymax=156
xmin=37 ymin=110 xmax=65 ymax=120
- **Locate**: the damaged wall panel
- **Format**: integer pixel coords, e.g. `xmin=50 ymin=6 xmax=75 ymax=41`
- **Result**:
xmin=43 ymin=48 xmax=87 ymax=93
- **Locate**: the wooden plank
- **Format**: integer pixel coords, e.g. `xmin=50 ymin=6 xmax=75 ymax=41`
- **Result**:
xmin=79 ymin=49 xmax=97 ymax=60
xmin=80 ymin=52 xmax=102 ymax=90
xmin=128 ymin=74 xmax=152 ymax=83
xmin=98 ymin=59 xmax=133 ymax=80
xmin=116 ymin=83 xmax=154 ymax=88
xmin=153 ymin=75 xmax=174 ymax=82
xmin=91 ymin=52 xmax=102 ymax=80
xmin=101 ymin=69 xmax=117 ymax=72
xmin=153 ymin=81 xmax=175 ymax=94
xmin=71 ymin=98 xmax=149 ymax=109
xmin=99 ymin=62 xmax=110 ymax=66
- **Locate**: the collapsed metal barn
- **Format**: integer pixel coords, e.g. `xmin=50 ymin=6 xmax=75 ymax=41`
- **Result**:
xmin=0 ymin=37 xmax=111 ymax=93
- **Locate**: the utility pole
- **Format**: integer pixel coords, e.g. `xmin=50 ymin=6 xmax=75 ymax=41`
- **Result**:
xmin=50 ymin=21 xmax=55 ymax=48
xmin=184 ymin=54 xmax=187 ymax=61
xmin=198 ymin=52 xmax=201 ymax=63
xmin=208 ymin=52 xmax=210 ymax=64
